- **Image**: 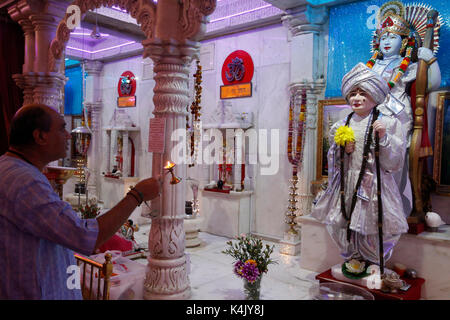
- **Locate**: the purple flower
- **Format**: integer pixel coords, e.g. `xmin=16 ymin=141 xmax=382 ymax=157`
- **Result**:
xmin=240 ymin=261 xmax=260 ymax=283
xmin=234 ymin=260 xmax=244 ymax=276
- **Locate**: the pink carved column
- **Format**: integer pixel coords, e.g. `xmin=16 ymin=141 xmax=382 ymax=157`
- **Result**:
xmin=142 ymin=40 xmax=199 ymax=300
xmin=141 ymin=0 xmax=217 ymax=300
xmin=5 ymin=0 xmax=68 ymax=112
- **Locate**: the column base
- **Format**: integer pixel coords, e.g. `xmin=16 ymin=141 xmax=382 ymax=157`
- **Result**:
xmin=279 ymin=231 xmax=301 ymax=256
xmin=184 ymin=216 xmax=203 ymax=248
xmin=143 ymin=255 xmax=191 ymax=300
xmin=143 ymin=287 xmax=191 ymax=300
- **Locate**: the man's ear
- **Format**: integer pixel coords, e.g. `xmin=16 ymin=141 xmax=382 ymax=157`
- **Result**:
xmin=32 ymin=129 xmax=48 ymax=146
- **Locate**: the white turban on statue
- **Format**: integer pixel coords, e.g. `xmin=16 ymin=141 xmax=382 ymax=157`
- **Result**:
xmin=341 ymin=62 xmax=389 ymax=105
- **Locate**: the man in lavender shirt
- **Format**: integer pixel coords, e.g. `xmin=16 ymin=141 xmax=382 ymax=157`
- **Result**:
xmin=0 ymin=104 xmax=160 ymax=299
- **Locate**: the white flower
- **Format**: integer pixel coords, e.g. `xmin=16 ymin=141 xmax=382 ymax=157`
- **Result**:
xmin=345 ymin=259 xmax=366 ymax=274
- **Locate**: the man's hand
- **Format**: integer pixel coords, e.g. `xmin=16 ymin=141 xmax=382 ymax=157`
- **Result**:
xmin=372 ymin=120 xmax=386 ymax=139
xmin=134 ymin=176 xmax=161 ymax=201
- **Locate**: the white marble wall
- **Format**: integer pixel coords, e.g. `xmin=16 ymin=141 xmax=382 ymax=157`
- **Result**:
xmin=194 ymin=24 xmax=292 ymax=238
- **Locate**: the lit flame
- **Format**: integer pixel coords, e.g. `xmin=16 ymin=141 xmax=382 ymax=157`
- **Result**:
xmin=164 ymin=161 xmax=175 ymax=170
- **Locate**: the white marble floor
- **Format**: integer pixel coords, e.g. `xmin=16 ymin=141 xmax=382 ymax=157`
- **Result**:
xmin=132 ymin=224 xmax=320 ymax=300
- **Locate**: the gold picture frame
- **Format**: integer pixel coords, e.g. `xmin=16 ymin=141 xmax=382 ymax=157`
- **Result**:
xmin=433 ymin=91 xmax=450 ymax=196
xmin=316 ymin=98 xmax=352 ymax=181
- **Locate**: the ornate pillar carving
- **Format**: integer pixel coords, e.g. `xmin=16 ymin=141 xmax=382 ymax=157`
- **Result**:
xmin=5 ymin=0 xmax=69 ymax=112
xmin=142 ymin=40 xmax=198 ymax=300
xmin=137 ymin=0 xmax=216 ymax=300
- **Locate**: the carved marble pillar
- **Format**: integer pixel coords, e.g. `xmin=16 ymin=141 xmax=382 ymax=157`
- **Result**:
xmin=17 ymin=18 xmax=35 ymax=74
xmin=142 ymin=40 xmax=199 ymax=300
xmin=279 ymin=4 xmax=327 ymax=255
xmin=84 ymin=60 xmax=104 ymax=198
xmin=6 ymin=0 xmax=68 ymax=112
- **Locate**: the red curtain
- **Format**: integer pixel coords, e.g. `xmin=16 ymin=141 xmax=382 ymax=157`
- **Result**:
xmin=0 ymin=8 xmax=24 ymax=155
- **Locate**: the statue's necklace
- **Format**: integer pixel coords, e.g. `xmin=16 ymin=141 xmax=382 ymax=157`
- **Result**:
xmin=339 ymin=108 xmax=379 ymax=241
xmin=366 ymin=36 xmax=416 ymax=89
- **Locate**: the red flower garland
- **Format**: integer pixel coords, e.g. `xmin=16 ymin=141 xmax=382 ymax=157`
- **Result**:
xmin=287 ymin=90 xmax=307 ymax=176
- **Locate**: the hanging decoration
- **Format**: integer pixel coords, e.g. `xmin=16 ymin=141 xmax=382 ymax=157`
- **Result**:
xmin=285 ymin=90 xmax=307 ymax=235
xmin=187 ymin=60 xmax=203 ymax=167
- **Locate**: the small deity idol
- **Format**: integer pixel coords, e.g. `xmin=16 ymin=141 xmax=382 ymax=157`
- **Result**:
xmin=311 ymin=63 xmax=409 ymax=271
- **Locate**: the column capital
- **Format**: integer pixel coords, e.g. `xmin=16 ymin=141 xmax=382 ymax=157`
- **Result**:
xmin=289 ymin=79 xmax=326 ymax=96
xmin=282 ymin=5 xmax=328 ymax=36
xmin=142 ymin=38 xmax=200 ymax=64
xmin=84 ymin=60 xmax=104 ymax=76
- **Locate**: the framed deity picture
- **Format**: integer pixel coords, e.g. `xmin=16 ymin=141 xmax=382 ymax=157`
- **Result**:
xmin=433 ymin=91 xmax=450 ymax=196
xmin=316 ymin=98 xmax=352 ymax=181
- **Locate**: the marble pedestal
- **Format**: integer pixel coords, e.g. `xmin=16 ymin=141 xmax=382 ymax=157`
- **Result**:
xmin=184 ymin=216 xmax=203 ymax=248
xmin=299 ymin=215 xmax=450 ymax=299
xmin=331 ymin=264 xmax=383 ymax=290
xmin=200 ymin=189 xmax=253 ymax=238
xmin=279 ymin=232 xmax=302 ymax=256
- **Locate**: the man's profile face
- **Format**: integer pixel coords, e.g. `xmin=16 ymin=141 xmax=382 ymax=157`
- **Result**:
xmin=45 ymin=111 xmax=71 ymax=160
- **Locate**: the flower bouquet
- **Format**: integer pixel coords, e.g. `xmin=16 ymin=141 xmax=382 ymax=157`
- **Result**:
xmin=223 ymin=234 xmax=277 ymax=300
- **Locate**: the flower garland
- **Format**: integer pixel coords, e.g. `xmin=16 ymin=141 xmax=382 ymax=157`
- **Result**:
xmin=366 ymin=36 xmax=415 ymax=89
xmin=287 ymin=90 xmax=307 ymax=176
xmin=187 ymin=60 xmax=203 ymax=167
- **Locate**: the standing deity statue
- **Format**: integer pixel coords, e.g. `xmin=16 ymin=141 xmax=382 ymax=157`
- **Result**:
xmin=364 ymin=1 xmax=442 ymax=216
xmin=312 ymin=63 xmax=408 ymax=274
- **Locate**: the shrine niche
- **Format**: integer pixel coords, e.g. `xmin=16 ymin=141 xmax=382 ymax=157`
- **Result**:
xmin=103 ymin=109 xmax=139 ymax=179
xmin=202 ymin=100 xmax=254 ymax=192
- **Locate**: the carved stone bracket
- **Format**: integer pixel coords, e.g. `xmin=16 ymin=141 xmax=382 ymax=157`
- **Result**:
xmin=281 ymin=5 xmax=328 ymax=37
xmin=13 ymin=72 xmax=66 ymax=112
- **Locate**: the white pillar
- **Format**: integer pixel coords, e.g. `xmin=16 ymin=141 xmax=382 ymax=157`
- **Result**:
xmin=84 ymin=60 xmax=104 ymax=197
xmin=143 ymin=40 xmax=199 ymax=300
xmin=279 ymin=4 xmax=328 ymax=256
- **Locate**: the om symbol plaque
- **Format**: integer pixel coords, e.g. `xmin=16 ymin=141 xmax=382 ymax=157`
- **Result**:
xmin=221 ymin=50 xmax=254 ymax=85
xmin=220 ymin=50 xmax=254 ymax=99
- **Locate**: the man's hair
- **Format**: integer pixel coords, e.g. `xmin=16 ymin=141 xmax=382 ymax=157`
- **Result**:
xmin=9 ymin=105 xmax=52 ymax=147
